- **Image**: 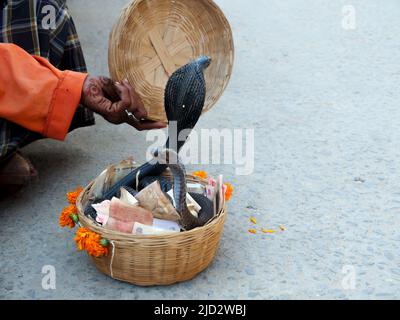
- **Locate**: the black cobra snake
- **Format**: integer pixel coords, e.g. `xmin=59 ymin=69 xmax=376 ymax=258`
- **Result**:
xmin=85 ymin=56 xmax=215 ymax=230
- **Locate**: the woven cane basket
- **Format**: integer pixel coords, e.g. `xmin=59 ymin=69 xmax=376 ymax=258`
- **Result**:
xmin=108 ymin=0 xmax=234 ymax=122
xmin=76 ymin=174 xmax=227 ymax=286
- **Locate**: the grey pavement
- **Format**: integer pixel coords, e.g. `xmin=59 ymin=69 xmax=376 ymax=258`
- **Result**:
xmin=1 ymin=0 xmax=400 ymax=299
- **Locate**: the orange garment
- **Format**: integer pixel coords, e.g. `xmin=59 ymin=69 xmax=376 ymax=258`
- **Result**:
xmin=0 ymin=43 xmax=87 ymax=140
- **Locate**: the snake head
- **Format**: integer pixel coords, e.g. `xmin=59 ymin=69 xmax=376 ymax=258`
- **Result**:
xmin=196 ymin=55 xmax=212 ymax=70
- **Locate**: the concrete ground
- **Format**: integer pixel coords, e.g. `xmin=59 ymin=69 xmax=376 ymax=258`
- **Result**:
xmin=1 ymin=0 xmax=400 ymax=299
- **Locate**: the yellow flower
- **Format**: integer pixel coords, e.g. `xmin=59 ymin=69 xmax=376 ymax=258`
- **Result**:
xmin=248 ymin=229 xmax=257 ymax=234
xmin=250 ymin=217 xmax=257 ymax=225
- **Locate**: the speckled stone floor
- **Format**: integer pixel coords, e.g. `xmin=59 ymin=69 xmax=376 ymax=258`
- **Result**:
xmin=1 ymin=0 xmax=399 ymax=299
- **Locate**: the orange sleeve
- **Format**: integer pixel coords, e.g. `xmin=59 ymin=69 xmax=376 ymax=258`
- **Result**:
xmin=0 ymin=43 xmax=88 ymax=140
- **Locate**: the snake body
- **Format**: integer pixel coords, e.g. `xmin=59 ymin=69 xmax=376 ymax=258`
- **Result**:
xmin=85 ymin=56 xmax=214 ymax=230
xmin=158 ymin=150 xmax=214 ymax=230
xmin=138 ymin=175 xmax=173 ymax=192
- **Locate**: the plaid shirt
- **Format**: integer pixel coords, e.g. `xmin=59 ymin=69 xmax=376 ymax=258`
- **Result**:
xmin=0 ymin=0 xmax=94 ymax=161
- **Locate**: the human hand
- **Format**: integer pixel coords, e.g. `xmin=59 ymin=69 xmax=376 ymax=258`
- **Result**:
xmin=81 ymin=76 xmax=166 ymax=131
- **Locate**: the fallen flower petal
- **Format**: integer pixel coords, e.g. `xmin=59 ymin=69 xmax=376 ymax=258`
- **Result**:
xmin=250 ymin=217 xmax=257 ymax=224
xmin=248 ymin=229 xmax=257 ymax=234
xmin=262 ymin=229 xmax=276 ymax=234
xmin=279 ymin=225 xmax=286 ymax=231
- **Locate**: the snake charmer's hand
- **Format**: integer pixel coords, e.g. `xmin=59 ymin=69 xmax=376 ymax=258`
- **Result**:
xmin=81 ymin=76 xmax=166 ymax=131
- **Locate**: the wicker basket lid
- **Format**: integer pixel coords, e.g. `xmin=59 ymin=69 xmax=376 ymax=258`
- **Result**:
xmin=108 ymin=0 xmax=234 ymax=122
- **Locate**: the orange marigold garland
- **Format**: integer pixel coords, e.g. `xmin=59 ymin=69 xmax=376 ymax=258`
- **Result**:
xmin=85 ymin=234 xmax=109 ymax=257
xmin=61 ymin=187 xmax=109 ymax=257
xmin=74 ymin=227 xmax=108 ymax=257
xmin=60 ymin=187 xmax=82 ymax=228
xmin=67 ymin=187 xmax=83 ymax=205
xmin=59 ymin=204 xmax=78 ymax=229
xmin=74 ymin=227 xmax=92 ymax=250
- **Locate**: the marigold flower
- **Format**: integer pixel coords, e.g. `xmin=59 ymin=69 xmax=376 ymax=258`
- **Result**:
xmin=192 ymin=171 xmax=208 ymax=180
xmin=86 ymin=237 xmax=109 ymax=257
xmin=59 ymin=205 xmax=78 ymax=228
xmin=74 ymin=227 xmax=108 ymax=257
xmin=74 ymin=227 xmax=92 ymax=251
xmin=67 ymin=187 xmax=83 ymax=205
xmin=224 ymin=183 xmax=233 ymax=201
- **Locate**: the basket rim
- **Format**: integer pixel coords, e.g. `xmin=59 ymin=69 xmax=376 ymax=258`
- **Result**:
xmin=108 ymin=0 xmax=235 ymax=123
xmin=76 ymin=174 xmax=227 ymax=242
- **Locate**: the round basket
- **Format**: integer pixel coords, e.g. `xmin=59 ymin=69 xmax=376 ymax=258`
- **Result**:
xmin=108 ymin=0 xmax=234 ymax=122
xmin=76 ymin=174 xmax=227 ymax=286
